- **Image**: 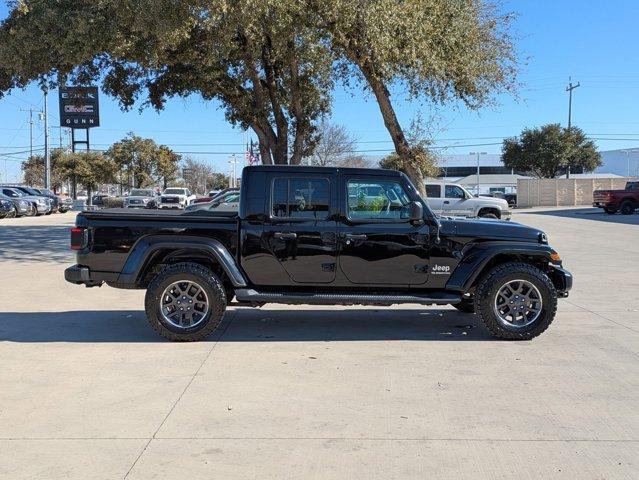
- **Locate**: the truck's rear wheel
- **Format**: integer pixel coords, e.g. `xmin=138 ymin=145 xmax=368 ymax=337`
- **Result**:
xmin=620 ymin=200 xmax=636 ymax=215
xmin=145 ymin=262 xmax=227 ymax=341
xmin=474 ymin=262 xmax=557 ymax=340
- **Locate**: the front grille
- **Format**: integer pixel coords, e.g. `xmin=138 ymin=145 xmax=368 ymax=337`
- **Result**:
xmin=161 ymin=197 xmax=179 ymax=203
xmin=128 ymin=199 xmax=142 ymax=204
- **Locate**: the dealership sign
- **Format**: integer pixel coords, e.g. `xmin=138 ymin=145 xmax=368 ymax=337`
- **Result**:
xmin=59 ymin=86 xmax=100 ymax=128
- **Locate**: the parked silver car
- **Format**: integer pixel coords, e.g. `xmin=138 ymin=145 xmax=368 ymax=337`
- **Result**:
xmin=0 ymin=187 xmax=50 ymax=215
xmin=124 ymin=188 xmax=159 ymax=208
xmin=0 ymin=191 xmax=34 ymax=216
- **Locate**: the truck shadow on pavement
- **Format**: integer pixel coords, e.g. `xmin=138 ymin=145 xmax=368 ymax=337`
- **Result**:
xmin=0 ymin=308 xmax=494 ymax=342
xmin=516 ymin=207 xmax=639 ymax=225
xmin=0 ymin=225 xmax=73 ymax=263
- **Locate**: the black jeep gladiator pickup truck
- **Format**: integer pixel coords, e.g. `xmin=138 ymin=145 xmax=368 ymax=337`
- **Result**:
xmin=65 ymin=166 xmax=572 ymax=341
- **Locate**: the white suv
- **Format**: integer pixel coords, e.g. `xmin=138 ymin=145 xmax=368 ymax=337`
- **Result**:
xmin=158 ymin=188 xmax=196 ymax=209
xmin=425 ymin=182 xmax=511 ymax=220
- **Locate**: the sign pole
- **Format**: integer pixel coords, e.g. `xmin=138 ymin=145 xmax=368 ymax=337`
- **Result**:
xmin=43 ymin=88 xmax=50 ymax=190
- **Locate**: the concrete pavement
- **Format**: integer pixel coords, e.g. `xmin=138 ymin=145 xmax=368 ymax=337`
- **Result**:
xmin=0 ymin=208 xmax=637 ymax=479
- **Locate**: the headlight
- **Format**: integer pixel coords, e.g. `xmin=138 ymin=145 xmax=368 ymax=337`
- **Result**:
xmin=142 ymin=198 xmax=149 ymax=203
xmin=20 ymin=200 xmax=28 ymax=207
xmin=36 ymin=198 xmax=45 ymax=205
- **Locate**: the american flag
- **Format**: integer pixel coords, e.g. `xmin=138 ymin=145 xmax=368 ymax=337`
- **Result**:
xmin=245 ymin=139 xmax=260 ymax=165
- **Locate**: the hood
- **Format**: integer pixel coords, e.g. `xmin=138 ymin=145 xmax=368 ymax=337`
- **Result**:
xmin=442 ymin=217 xmax=544 ymax=243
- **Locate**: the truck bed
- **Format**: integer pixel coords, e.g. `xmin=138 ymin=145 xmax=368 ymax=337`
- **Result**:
xmin=79 ymin=208 xmax=238 ymax=222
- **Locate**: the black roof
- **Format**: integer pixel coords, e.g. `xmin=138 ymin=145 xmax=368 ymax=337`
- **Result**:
xmin=242 ymin=165 xmax=403 ymax=177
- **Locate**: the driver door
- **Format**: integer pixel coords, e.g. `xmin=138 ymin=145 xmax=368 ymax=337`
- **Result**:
xmin=444 ymin=185 xmax=472 ymax=216
xmin=338 ymin=176 xmax=430 ymax=286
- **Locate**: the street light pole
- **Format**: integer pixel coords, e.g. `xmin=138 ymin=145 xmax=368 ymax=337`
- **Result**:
xmin=470 ymin=152 xmax=487 ymax=195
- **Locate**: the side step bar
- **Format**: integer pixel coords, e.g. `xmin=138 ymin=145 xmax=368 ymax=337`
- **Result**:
xmin=234 ymin=289 xmax=461 ymax=306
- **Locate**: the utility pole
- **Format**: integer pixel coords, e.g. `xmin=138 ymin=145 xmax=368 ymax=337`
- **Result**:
xmin=20 ymin=107 xmax=42 ymax=159
xmin=565 ymin=78 xmax=580 ymax=179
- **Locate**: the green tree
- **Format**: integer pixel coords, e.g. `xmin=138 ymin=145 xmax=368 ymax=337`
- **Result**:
xmin=502 ymin=124 xmax=602 ymax=179
xmin=0 ymin=0 xmax=333 ymax=165
xmin=21 ymin=148 xmax=66 ymax=190
xmin=0 ymin=1 xmax=517 ymax=182
xmin=57 ymin=151 xmax=117 ymax=202
xmin=379 ymin=116 xmax=440 ymax=183
xmin=155 ymin=145 xmax=181 ymax=189
xmin=311 ymin=0 xmax=518 ymax=194
xmin=105 ymin=134 xmax=181 ymax=191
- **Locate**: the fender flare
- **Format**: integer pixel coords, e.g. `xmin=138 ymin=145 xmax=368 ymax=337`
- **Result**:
xmin=117 ymin=235 xmax=248 ymax=287
xmin=446 ymin=241 xmax=555 ymax=292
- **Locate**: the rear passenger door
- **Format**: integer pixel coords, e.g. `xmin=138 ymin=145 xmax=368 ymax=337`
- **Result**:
xmin=260 ymin=174 xmax=338 ymax=284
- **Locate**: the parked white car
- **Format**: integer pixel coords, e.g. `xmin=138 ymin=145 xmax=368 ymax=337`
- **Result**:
xmin=425 ymin=182 xmax=511 ymax=220
xmin=158 ymin=188 xmax=196 ymax=209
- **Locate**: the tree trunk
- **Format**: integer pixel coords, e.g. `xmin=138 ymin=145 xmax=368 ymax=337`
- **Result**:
xmin=251 ymin=122 xmax=274 ymax=165
xmin=262 ymin=45 xmax=289 ymax=164
xmin=362 ymin=67 xmax=426 ymax=197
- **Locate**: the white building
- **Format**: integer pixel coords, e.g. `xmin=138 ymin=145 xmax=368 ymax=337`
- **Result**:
xmin=597 ymin=149 xmax=639 ymax=177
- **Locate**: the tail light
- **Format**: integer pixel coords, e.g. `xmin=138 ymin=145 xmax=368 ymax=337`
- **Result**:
xmin=70 ymin=227 xmax=88 ymax=250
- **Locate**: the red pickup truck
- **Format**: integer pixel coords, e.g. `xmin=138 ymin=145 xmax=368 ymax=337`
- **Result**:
xmin=593 ymin=181 xmax=639 ymax=215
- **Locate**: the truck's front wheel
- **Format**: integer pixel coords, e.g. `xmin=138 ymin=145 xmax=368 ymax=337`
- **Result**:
xmin=475 ymin=262 xmax=557 ymax=340
xmin=145 ymin=262 xmax=227 ymax=341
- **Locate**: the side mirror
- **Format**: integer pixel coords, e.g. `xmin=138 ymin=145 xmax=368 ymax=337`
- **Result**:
xmin=409 ymin=201 xmax=423 ymax=223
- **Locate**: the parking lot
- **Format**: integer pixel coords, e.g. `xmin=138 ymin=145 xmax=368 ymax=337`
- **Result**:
xmin=0 ymin=208 xmax=638 ymax=479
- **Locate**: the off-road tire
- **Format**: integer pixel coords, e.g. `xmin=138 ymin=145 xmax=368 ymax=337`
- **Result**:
xmin=145 ymin=262 xmax=227 ymax=341
xmin=474 ymin=262 xmax=557 ymax=340
xmin=604 ymin=207 xmax=617 ymax=215
xmin=620 ymin=200 xmax=636 ymax=215
xmin=453 ymin=298 xmax=475 ymax=313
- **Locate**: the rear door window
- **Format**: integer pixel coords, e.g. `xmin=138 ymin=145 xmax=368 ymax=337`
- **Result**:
xmin=271 ymin=178 xmax=330 ymax=220
xmin=425 ymin=184 xmax=441 ymax=198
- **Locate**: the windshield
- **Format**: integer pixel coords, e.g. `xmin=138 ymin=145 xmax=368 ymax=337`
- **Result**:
xmin=164 ymin=188 xmax=185 ymax=195
xmin=130 ymin=189 xmax=155 ymax=196
xmin=23 ymin=187 xmax=41 ymax=195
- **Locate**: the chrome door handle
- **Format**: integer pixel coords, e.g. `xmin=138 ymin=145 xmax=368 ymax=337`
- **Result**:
xmin=273 ymin=232 xmax=297 ymax=240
